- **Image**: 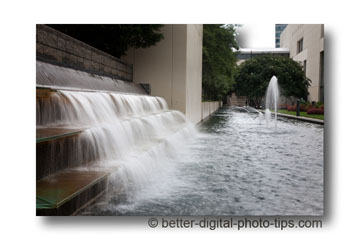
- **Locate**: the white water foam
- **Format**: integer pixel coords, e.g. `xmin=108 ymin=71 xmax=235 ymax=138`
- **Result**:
xmin=37 ymin=90 xmax=198 ymax=195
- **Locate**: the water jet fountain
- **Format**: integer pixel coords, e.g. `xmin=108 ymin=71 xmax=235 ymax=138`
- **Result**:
xmin=264 ymin=76 xmax=279 ymax=130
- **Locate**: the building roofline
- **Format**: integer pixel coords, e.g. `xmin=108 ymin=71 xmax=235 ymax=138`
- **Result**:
xmin=238 ymin=48 xmax=290 ymax=54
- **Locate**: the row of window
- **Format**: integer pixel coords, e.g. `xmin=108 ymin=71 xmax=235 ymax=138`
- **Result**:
xmin=275 ymin=24 xmax=287 ymax=31
xmin=297 ymin=38 xmax=304 ymax=54
xmin=275 ymin=24 xmax=287 ymax=48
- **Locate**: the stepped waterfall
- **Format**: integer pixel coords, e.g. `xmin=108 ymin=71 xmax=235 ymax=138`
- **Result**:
xmin=37 ymin=89 xmax=197 ymax=199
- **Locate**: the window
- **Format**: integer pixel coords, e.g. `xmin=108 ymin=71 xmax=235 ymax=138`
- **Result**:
xmin=303 ymin=60 xmax=307 ymax=74
xmin=297 ymin=38 xmax=304 ymax=54
xmin=319 ymin=51 xmax=324 ymax=103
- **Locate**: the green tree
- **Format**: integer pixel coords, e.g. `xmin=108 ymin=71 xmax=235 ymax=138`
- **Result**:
xmin=202 ymin=24 xmax=239 ymax=101
xmin=48 ymin=24 xmax=164 ymax=58
xmin=235 ymin=55 xmax=311 ymax=106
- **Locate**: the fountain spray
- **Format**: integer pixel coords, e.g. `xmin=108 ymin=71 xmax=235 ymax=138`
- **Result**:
xmin=265 ymin=76 xmax=279 ymax=130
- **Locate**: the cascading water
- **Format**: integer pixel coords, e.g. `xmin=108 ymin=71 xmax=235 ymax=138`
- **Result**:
xmin=264 ymin=76 xmax=279 ymax=130
xmin=37 ymin=89 xmax=197 ymax=197
xmin=37 ymin=85 xmax=323 ymax=216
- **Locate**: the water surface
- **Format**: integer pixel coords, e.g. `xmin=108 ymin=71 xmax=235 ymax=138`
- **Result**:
xmin=81 ymin=107 xmax=323 ymax=216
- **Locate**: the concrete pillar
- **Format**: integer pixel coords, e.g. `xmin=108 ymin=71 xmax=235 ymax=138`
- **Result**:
xmin=122 ymin=24 xmax=203 ymax=124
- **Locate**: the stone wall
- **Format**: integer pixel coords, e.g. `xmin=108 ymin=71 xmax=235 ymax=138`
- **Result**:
xmin=36 ymin=25 xmax=133 ymax=81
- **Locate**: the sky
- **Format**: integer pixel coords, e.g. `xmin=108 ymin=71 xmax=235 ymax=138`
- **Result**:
xmin=235 ymin=23 xmax=276 ymax=48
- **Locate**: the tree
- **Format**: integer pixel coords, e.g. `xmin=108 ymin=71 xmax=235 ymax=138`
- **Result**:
xmin=48 ymin=24 xmax=164 ymax=58
xmin=202 ymin=24 xmax=239 ymax=101
xmin=235 ymin=55 xmax=311 ymax=107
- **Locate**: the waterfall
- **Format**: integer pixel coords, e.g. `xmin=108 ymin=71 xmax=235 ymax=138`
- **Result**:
xmin=37 ymin=90 xmax=197 ymax=194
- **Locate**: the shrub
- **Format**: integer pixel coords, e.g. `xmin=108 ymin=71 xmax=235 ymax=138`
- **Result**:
xmin=279 ymin=104 xmax=289 ymax=110
xmin=287 ymin=104 xmax=309 ymax=112
xmin=300 ymin=104 xmax=310 ymax=111
xmin=316 ymin=101 xmax=324 ymax=108
xmin=307 ymin=108 xmax=324 ymax=115
xmin=287 ymin=106 xmax=296 ymax=111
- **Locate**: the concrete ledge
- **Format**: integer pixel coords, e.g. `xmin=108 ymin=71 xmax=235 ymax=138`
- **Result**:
xmin=36 ymin=128 xmax=83 ymax=143
xmin=201 ymin=101 xmax=222 ymax=121
xmin=36 ymin=128 xmax=99 ymax=180
xmin=269 ymin=112 xmax=324 ymax=125
xmin=36 ymin=170 xmax=109 ymax=216
xmin=36 ymin=61 xmax=146 ymax=94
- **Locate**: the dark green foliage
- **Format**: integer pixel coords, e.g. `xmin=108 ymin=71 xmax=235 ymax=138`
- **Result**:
xmin=315 ymin=101 xmax=324 ymax=108
xmin=235 ymin=55 xmax=311 ymax=106
xmin=48 ymin=24 xmax=164 ymax=58
xmin=202 ymin=24 xmax=239 ymax=101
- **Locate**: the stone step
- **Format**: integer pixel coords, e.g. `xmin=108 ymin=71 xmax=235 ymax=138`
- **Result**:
xmin=230 ymin=99 xmax=247 ymax=106
xmin=36 ymin=127 xmax=99 ymax=180
xmin=36 ymin=170 xmax=110 ymax=216
xmin=36 ymin=87 xmax=56 ymax=99
xmin=36 ymin=127 xmax=83 ymax=143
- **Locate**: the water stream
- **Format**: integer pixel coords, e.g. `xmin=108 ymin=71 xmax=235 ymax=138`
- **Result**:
xmin=77 ymin=106 xmax=323 ymax=216
xmin=37 ymin=90 xmax=323 ymax=216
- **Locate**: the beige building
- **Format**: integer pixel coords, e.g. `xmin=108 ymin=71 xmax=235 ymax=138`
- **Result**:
xmin=122 ymin=24 xmax=203 ymax=124
xmin=280 ymin=24 xmax=324 ymax=103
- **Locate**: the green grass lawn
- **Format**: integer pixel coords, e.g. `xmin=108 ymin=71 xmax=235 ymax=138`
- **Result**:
xmin=277 ymin=109 xmax=324 ymax=120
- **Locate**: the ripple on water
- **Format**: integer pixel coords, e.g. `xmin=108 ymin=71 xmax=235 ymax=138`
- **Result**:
xmin=81 ymin=107 xmax=323 ymax=216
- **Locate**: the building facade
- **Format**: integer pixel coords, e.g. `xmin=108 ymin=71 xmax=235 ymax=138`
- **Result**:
xmin=236 ymin=48 xmax=290 ymax=65
xmin=275 ymin=24 xmax=287 ymax=48
xmin=280 ymin=24 xmax=324 ymax=103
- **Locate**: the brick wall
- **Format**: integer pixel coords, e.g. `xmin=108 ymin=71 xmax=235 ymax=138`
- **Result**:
xmin=36 ymin=25 xmax=133 ymax=82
